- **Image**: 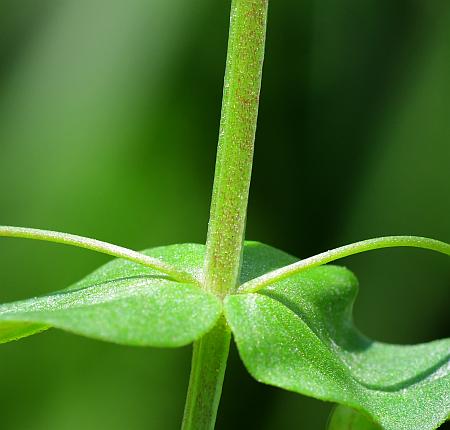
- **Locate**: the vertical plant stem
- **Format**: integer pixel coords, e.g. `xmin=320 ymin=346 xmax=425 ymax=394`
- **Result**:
xmin=205 ymin=0 xmax=269 ymax=297
xmin=182 ymin=0 xmax=269 ymax=429
xmin=181 ymin=316 xmax=231 ymax=430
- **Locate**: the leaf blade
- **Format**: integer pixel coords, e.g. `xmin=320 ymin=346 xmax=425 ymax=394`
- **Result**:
xmin=226 ymin=243 xmax=450 ymax=430
xmin=0 ymin=243 xmax=221 ymax=347
xmin=0 ymin=278 xmax=221 ymax=347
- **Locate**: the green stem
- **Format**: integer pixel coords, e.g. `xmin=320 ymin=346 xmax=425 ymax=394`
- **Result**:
xmin=203 ymin=0 xmax=269 ymax=297
xmin=0 ymin=226 xmax=197 ymax=284
xmin=182 ymin=0 xmax=269 ymax=429
xmin=181 ymin=317 xmax=231 ymax=430
xmin=238 ymin=236 xmax=450 ymax=293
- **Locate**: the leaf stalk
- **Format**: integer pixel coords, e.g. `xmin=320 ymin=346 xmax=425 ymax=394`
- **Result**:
xmin=238 ymin=236 xmax=450 ymax=293
xmin=0 ymin=226 xmax=197 ymax=284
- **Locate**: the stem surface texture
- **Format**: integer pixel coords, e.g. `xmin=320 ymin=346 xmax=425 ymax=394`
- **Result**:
xmin=182 ymin=0 xmax=269 ymax=429
xmin=204 ymin=0 xmax=269 ymax=297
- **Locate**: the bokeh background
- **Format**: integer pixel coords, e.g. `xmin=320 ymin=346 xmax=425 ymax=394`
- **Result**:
xmin=0 ymin=0 xmax=449 ymax=428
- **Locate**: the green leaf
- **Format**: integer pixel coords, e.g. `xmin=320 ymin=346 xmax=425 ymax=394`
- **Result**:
xmin=0 ymin=244 xmax=221 ymax=347
xmin=225 ymin=243 xmax=450 ymax=430
xmin=328 ymin=405 xmax=382 ymax=429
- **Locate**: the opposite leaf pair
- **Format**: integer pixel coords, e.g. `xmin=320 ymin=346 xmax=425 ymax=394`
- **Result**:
xmin=0 ymin=240 xmax=448 ymax=430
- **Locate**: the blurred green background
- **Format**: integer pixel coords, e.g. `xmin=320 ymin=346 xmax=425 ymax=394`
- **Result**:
xmin=0 ymin=0 xmax=449 ymax=428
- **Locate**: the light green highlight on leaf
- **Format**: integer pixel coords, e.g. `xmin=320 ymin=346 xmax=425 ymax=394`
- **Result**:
xmin=328 ymin=405 xmax=382 ymax=429
xmin=238 ymin=236 xmax=450 ymax=293
xmin=0 ymin=279 xmax=221 ymax=347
